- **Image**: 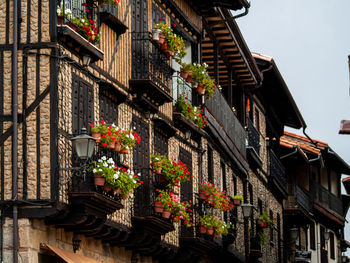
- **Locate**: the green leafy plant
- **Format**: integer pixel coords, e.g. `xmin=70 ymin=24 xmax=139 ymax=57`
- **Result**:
xmin=250 ymin=228 xmax=267 ymax=246
xmin=99 ymin=0 xmax=120 ymax=6
xmin=150 ymin=153 xmax=167 ymax=172
xmin=233 ymin=195 xmax=244 ymax=202
xmin=56 ymin=6 xmax=72 ymax=18
xmin=258 ymin=211 xmax=275 ymax=229
xmin=199 ymin=214 xmax=216 ymax=229
xmin=119 ymin=130 xmax=141 ymax=150
xmin=175 ymin=95 xmax=208 ymax=129
xmin=112 ymin=166 xmax=142 ymax=197
xmin=213 ymin=219 xmax=231 ymax=236
xmin=89 ymin=156 xmax=117 ymax=183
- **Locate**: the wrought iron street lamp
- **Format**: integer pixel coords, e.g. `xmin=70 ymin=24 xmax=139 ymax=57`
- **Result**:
xmin=289 ymin=227 xmax=299 ymax=242
xmin=324 ymin=231 xmax=330 ymax=242
xmin=241 ymin=203 xmax=253 ymax=218
xmin=71 ymin=128 xmax=96 ymax=160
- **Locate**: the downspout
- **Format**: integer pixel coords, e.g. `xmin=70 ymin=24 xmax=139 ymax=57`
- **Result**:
xmin=12 ymin=0 xmax=19 ymax=261
xmin=280 ymin=145 xmax=298 ymax=160
xmin=209 ymin=3 xmax=250 ymax=26
xmin=251 ymin=63 xmax=273 ymax=91
xmin=303 ymin=126 xmax=318 ymax=148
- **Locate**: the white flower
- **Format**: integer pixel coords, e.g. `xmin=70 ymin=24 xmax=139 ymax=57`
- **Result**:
xmin=57 ymin=7 xmax=61 ymax=15
xmin=125 ymin=146 xmax=129 ymax=149
xmin=93 ymin=169 xmax=97 ymax=173
xmin=133 ymin=126 xmax=136 ymax=130
xmin=155 ymin=157 xmax=159 ymax=161
xmin=81 ymin=18 xmax=85 ymax=23
xmin=129 ymin=175 xmax=133 ymax=179
xmin=130 ymin=134 xmax=134 ymax=140
xmin=114 ymin=174 xmax=119 ymax=180
xmin=112 ymin=124 xmax=116 ymax=128
xmin=101 ymin=156 xmax=107 ymax=161
xmin=108 ymin=158 xmax=114 ymax=164
xmin=137 ymin=173 xmax=141 ymax=176
xmin=98 ymin=168 xmax=102 ymax=172
xmin=133 ymin=180 xmax=136 ymax=184
xmin=130 ymin=193 xmax=134 ymax=198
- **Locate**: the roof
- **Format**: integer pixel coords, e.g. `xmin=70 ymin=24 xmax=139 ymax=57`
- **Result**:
xmin=252 ymin=52 xmax=306 ymax=130
xmin=280 ymin=132 xmax=350 ymax=175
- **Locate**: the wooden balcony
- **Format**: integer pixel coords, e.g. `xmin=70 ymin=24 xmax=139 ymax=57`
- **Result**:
xmin=130 ymin=32 xmax=173 ymax=113
xmin=284 ymin=185 xmax=312 ymax=225
xmin=57 ymin=0 xmax=104 ymax=62
xmin=205 ymin=90 xmax=248 ymax=173
xmin=99 ymin=4 xmax=127 ymax=35
xmin=246 ymin=118 xmax=262 ymax=168
xmin=312 ymin=181 xmax=344 ymax=221
xmin=187 ymin=0 xmax=248 ymax=16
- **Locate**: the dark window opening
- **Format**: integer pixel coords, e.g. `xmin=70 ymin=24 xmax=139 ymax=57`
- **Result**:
xmin=277 ymin=214 xmax=281 ymax=263
xmin=38 ymin=254 xmax=65 ymax=263
xmin=249 ymin=184 xmax=254 ymax=226
xmin=269 ymin=210 xmax=274 ymax=244
xmin=258 ymin=199 xmax=263 ymax=214
xmin=72 ymin=73 xmax=94 ymax=135
xmin=154 ymin=127 xmax=168 ymax=156
xmin=255 ymin=108 xmax=260 ymax=133
xmin=310 ymin=222 xmax=316 ymax=250
xmin=99 ymin=90 xmax=118 ymax=125
xmin=330 ymin=232 xmax=335 ymax=259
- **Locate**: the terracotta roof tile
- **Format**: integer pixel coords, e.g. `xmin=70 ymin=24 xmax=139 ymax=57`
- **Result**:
xmin=280 ymin=131 xmax=328 ymax=155
xmin=343 ymin=177 xmax=350 ymax=182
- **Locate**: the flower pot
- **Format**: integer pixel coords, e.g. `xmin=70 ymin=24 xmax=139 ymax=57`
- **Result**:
xmin=103 ymin=185 xmax=112 ymax=191
xmin=166 ymin=50 xmax=174 ymax=57
xmin=158 ymin=174 xmax=167 ymax=184
xmin=196 ymin=84 xmax=206 ymax=95
xmin=207 ymin=227 xmax=214 ymax=235
xmin=114 ymin=188 xmax=122 ymax=195
xmin=256 ymin=219 xmax=264 ymax=228
xmin=208 ymin=195 xmax=214 ymax=205
xmin=92 ymin=132 xmax=101 ymax=143
xmin=153 ymin=165 xmax=162 ymax=175
xmin=199 ymin=225 xmax=207 ymax=234
xmin=233 ymin=199 xmax=241 ymax=206
xmin=120 ymin=148 xmax=129 ymax=154
xmin=93 ymin=174 xmax=105 ymax=186
xmin=214 ymin=233 xmax=221 ymax=238
xmin=186 ymin=73 xmax=193 ymax=83
xmin=162 ymin=210 xmax=171 ymax=219
xmin=157 ymin=32 xmax=165 ymax=45
xmin=161 ymin=42 xmax=167 ymax=51
xmin=109 ymin=141 xmax=116 ymax=150
xmin=114 ymin=140 xmax=122 ymax=152
xmin=154 ymin=201 xmax=164 ymax=213
xmin=57 ymin=16 xmax=64 ymax=24
xmin=152 ymin=28 xmax=162 ymax=41
xmin=180 ymin=68 xmax=189 ymax=79
xmin=199 ymin=189 xmax=207 ymax=200
xmin=121 ymin=193 xmax=129 ymax=199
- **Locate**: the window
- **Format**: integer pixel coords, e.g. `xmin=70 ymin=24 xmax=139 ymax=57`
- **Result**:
xmin=258 ymin=199 xmax=263 ymax=214
xmin=255 ymin=108 xmax=260 ymax=132
xmin=330 ymin=232 xmax=335 ymax=259
xmin=207 ymin=146 xmax=214 ymax=183
xmin=72 ymin=73 xmax=94 ymax=135
xmin=99 ymin=90 xmax=118 ymax=125
xmin=221 ymin=161 xmax=226 ymax=191
xmin=310 ymin=222 xmax=316 ymax=250
xmin=154 ymin=128 xmax=168 ymax=155
xmin=39 ymin=254 xmax=65 ymax=263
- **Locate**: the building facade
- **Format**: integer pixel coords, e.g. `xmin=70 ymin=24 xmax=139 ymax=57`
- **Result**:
xmin=0 ymin=0 xmax=349 ymax=262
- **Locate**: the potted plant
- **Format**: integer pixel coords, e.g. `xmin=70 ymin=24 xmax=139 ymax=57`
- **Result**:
xmin=89 ymin=156 xmax=116 ymax=187
xmin=155 ymin=190 xmax=174 ymax=218
xmin=258 ymin=211 xmax=274 ymax=229
xmin=172 ymin=200 xmax=193 ymax=228
xmin=56 ymin=6 xmax=72 ymax=24
xmin=119 ymin=130 xmax=141 ymax=154
xmin=111 ymin=166 xmax=142 ymax=199
xmin=199 ymin=182 xmax=217 ymax=202
xmin=179 ymin=62 xmax=192 ymax=79
xmin=90 ymin=120 xmax=108 ymax=142
xmin=199 ymin=214 xmax=215 ymax=235
xmin=232 ymin=195 xmax=244 ymax=206
xmin=213 ymin=219 xmax=231 ymax=237
xmin=150 ymin=154 xmax=166 ymax=174
xmin=174 ymin=95 xmax=208 ymax=129
xmin=98 ymin=0 xmax=120 ymax=7
xmin=216 ymin=191 xmax=235 ymax=212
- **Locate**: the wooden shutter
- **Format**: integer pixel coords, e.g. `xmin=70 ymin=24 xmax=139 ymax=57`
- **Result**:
xmin=99 ymin=91 xmax=118 ymax=125
xmin=132 ymin=116 xmax=150 ymax=216
xmin=330 ymin=232 xmax=335 ymax=259
xmin=72 ymin=73 xmax=94 ymax=135
xmin=154 ymin=127 xmax=168 ymax=155
xmin=207 ymin=146 xmax=214 ymax=183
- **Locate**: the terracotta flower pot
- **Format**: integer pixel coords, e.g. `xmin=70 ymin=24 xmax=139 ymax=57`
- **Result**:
xmin=186 ymin=73 xmax=193 ymax=83
xmin=180 ymin=68 xmax=189 ymax=79
xmin=120 ymin=148 xmax=129 ymax=154
xmin=109 ymin=141 xmax=116 ymax=150
xmin=57 ymin=16 xmax=64 ymax=24
xmin=157 ymin=32 xmax=165 ymax=45
xmin=152 ymin=164 xmax=162 ymax=175
xmin=214 ymin=233 xmax=221 ymax=238
xmin=92 ymin=132 xmax=101 ymax=143
xmin=256 ymin=219 xmax=264 ymax=228
xmin=161 ymin=42 xmax=167 ymax=51
xmin=196 ymin=84 xmax=206 ymax=95
xmin=207 ymin=227 xmax=214 ymax=235
xmin=166 ymin=50 xmax=174 ymax=57
xmin=103 ymin=185 xmax=112 ymax=191
xmin=114 ymin=188 xmax=122 ymax=195
xmin=208 ymin=195 xmax=214 ymax=205
xmin=199 ymin=225 xmax=207 ymax=234
xmin=93 ymin=174 xmax=105 ymax=186
xmin=233 ymin=199 xmax=241 ymax=206
xmin=154 ymin=201 xmax=164 ymax=213
xmin=114 ymin=140 xmax=122 ymax=152
xmin=199 ymin=189 xmax=207 ymax=200
xmin=121 ymin=193 xmax=129 ymax=199
xmin=162 ymin=210 xmax=171 ymax=219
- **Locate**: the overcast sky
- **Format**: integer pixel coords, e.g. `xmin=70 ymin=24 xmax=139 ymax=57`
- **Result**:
xmin=236 ymin=0 xmax=350 ymax=255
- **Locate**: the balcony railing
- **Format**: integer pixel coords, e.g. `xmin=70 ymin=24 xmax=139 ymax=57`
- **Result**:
xmin=131 ymin=32 xmax=173 ymax=93
xmin=173 ymin=72 xmax=193 ymax=103
xmin=296 ymin=185 xmax=312 ymax=214
xmin=205 ymin=90 xmax=246 ymax=157
xmin=312 ymin=181 xmax=343 ymax=216
xmin=270 ymin=150 xmax=286 ymax=187
xmin=247 ymin=118 xmax=260 ymax=155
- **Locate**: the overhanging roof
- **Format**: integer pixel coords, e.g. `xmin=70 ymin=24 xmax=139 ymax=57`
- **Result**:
xmin=252 ymin=52 xmax=306 ymax=129
xmin=201 ymin=8 xmax=262 ymax=90
xmin=187 ymin=0 xmax=249 ymax=15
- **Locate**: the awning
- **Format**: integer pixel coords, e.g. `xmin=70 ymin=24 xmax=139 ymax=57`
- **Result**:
xmin=41 ymin=244 xmax=101 ymax=263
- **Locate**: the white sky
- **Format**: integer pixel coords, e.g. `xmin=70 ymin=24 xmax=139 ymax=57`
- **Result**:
xmin=236 ymin=0 xmax=350 ymax=256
